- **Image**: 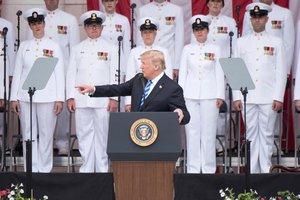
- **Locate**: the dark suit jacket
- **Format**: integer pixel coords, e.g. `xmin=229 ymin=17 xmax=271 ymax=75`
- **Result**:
xmin=91 ymin=73 xmax=190 ymax=125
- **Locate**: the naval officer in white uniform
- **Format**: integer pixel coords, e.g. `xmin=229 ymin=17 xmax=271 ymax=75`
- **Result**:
xmin=243 ymin=0 xmax=295 ymax=155
xmin=66 ymin=11 xmax=118 ymax=173
xmin=179 ymin=15 xmax=225 ymax=174
xmin=101 ymin=0 xmax=130 ymax=81
xmin=194 ymin=0 xmax=237 ymax=154
xmin=138 ymin=0 xmax=184 ymax=80
xmin=26 ymin=0 xmax=80 ymax=155
xmin=10 ymin=8 xmax=65 ymax=172
xmin=233 ymin=3 xmax=287 ymax=173
xmin=124 ymin=17 xmax=173 ymax=112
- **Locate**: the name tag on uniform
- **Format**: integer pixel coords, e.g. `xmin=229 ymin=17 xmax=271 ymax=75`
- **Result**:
xmin=97 ymin=52 xmax=108 ymax=60
xmin=271 ymin=20 xmax=282 ymax=29
xmin=43 ymin=49 xmax=54 ymax=57
xmin=204 ymin=53 xmax=215 ymax=61
xmin=217 ymin=26 xmax=228 ymax=34
xmin=57 ymin=25 xmax=68 ymax=34
xmin=115 ymin=24 xmax=122 ymax=32
xmin=264 ymin=46 xmax=274 ymax=56
xmin=165 ymin=16 xmax=176 ymax=25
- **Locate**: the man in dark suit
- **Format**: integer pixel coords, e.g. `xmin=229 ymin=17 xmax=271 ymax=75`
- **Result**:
xmin=75 ymin=50 xmax=190 ymax=125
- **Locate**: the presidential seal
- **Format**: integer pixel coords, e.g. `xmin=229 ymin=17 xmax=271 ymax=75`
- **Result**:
xmin=130 ymin=118 xmax=158 ymax=147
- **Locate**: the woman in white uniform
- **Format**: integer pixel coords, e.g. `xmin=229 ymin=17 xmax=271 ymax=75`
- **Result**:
xmin=10 ymin=8 xmax=65 ymax=172
xmin=179 ymin=15 xmax=225 ymax=174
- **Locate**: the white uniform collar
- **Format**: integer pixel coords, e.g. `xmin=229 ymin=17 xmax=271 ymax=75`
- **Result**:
xmin=34 ymin=36 xmax=45 ymax=42
xmin=208 ymin=13 xmax=221 ymax=20
xmin=105 ymin=12 xmax=116 ymax=18
xmin=47 ymin=8 xmax=60 ymax=15
xmin=88 ymin=37 xmax=100 ymax=43
xmin=196 ymin=40 xmax=207 ymax=47
xmin=154 ymin=1 xmax=168 ymax=7
xmin=254 ymin=30 xmax=266 ymax=37
xmin=144 ymin=45 xmax=153 ymax=50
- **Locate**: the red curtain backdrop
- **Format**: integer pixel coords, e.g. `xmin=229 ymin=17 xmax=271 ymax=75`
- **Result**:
xmin=87 ymin=0 xmax=100 ymax=11
xmin=0 ymin=0 xmax=2 ymax=17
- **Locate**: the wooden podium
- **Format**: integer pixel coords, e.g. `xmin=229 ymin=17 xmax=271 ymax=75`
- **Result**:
xmin=107 ymin=112 xmax=181 ymax=200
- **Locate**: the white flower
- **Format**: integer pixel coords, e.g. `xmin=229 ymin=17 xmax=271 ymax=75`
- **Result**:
xmin=287 ymin=196 xmax=291 ymax=200
xmin=8 ymin=194 xmax=11 ymax=198
xmin=9 ymin=198 xmax=14 ymax=200
xmin=220 ymin=192 xmax=225 ymax=197
xmin=20 ymin=183 xmax=23 ymax=187
xmin=225 ymin=197 xmax=231 ymax=200
xmin=219 ymin=189 xmax=224 ymax=194
xmin=20 ymin=189 xmax=24 ymax=194
xmin=43 ymin=195 xmax=49 ymax=199
xmin=10 ymin=190 xmax=15 ymax=195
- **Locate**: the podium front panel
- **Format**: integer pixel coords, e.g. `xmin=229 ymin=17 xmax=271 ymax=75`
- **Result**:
xmin=107 ymin=112 xmax=181 ymax=161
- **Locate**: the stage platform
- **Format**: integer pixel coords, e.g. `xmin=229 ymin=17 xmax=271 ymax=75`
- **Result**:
xmin=0 ymin=172 xmax=299 ymax=200
xmin=2 ymin=150 xmax=299 ymax=173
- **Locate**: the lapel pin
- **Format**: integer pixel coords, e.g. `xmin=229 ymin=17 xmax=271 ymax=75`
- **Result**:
xmin=159 ymin=85 xmax=162 ymax=89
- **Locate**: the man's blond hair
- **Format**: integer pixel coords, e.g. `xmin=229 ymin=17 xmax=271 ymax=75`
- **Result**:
xmin=140 ymin=50 xmax=166 ymax=71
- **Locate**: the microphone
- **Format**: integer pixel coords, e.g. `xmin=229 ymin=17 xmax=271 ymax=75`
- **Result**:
xmin=118 ymin=36 xmax=123 ymax=42
xmin=2 ymin=27 xmax=8 ymax=36
xmin=130 ymin=3 xmax=136 ymax=9
xmin=16 ymin=10 xmax=22 ymax=16
xmin=138 ymin=73 xmax=145 ymax=89
xmin=229 ymin=31 xmax=234 ymax=37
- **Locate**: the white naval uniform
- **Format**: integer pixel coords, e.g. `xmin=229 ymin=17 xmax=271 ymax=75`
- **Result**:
xmin=191 ymin=14 xmax=237 ymax=149
xmin=243 ymin=2 xmax=295 ymax=72
xmin=102 ymin=12 xmax=131 ymax=77
xmin=10 ymin=37 xmax=65 ymax=172
xmin=0 ymin=17 xmax=16 ymax=76
xmin=138 ymin=1 xmax=184 ymax=70
xmin=66 ymin=37 xmax=118 ymax=173
xmin=233 ymin=31 xmax=287 ymax=173
xmin=124 ymin=45 xmax=173 ymax=106
xmin=0 ymin=39 xmax=9 ymax=136
xmin=178 ymin=42 xmax=225 ymax=173
xmin=27 ymin=9 xmax=80 ymax=151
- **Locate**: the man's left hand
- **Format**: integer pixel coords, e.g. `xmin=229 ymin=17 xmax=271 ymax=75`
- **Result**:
xmin=108 ymin=99 xmax=118 ymax=112
xmin=216 ymin=99 xmax=223 ymax=108
xmin=54 ymin=101 xmax=63 ymax=115
xmin=174 ymin=108 xmax=184 ymax=123
xmin=272 ymin=100 xmax=283 ymax=112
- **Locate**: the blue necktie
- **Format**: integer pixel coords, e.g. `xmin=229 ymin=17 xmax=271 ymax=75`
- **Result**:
xmin=140 ymin=80 xmax=152 ymax=107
